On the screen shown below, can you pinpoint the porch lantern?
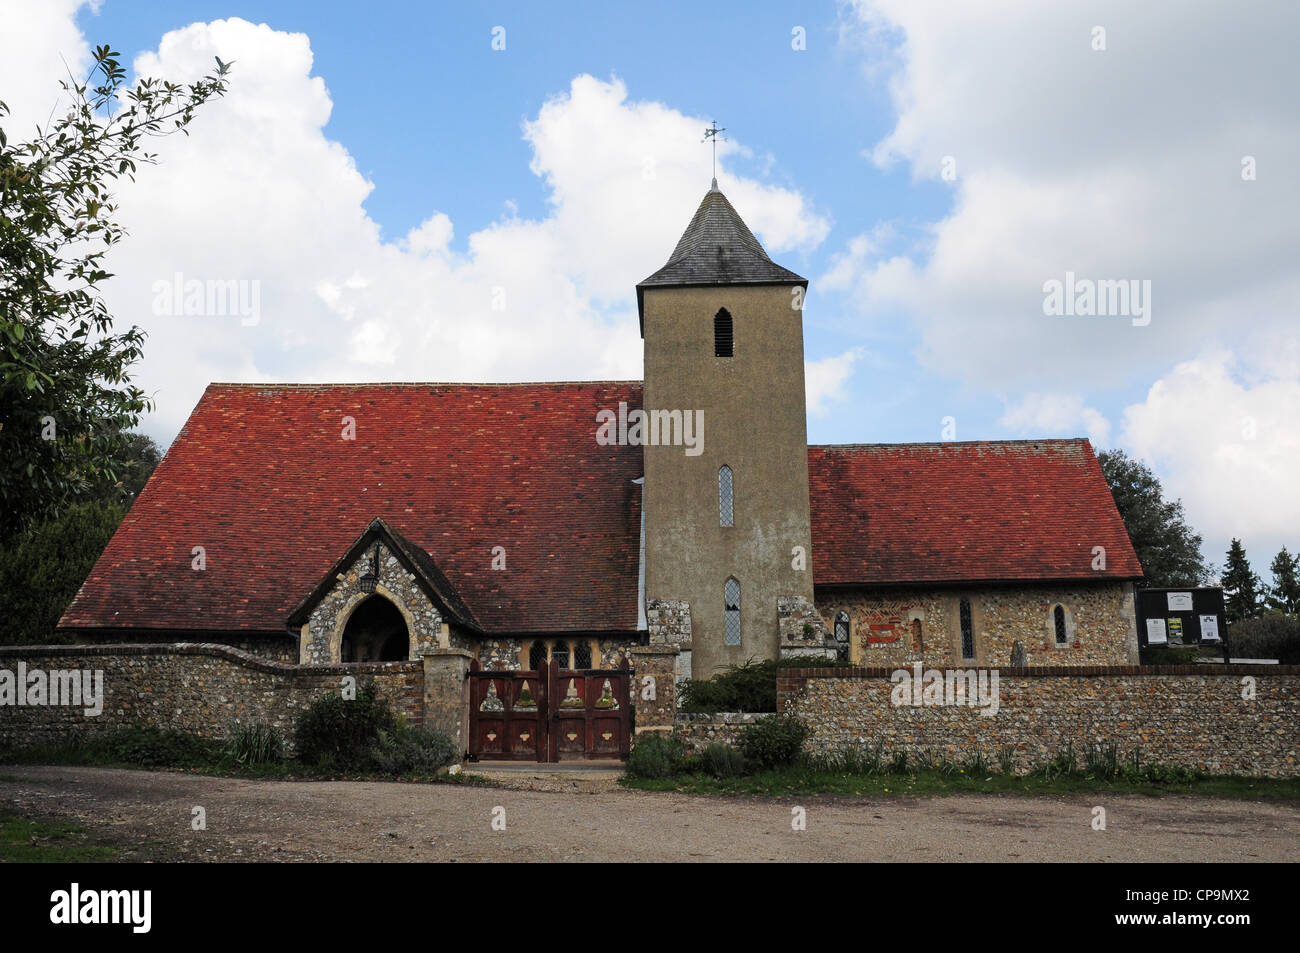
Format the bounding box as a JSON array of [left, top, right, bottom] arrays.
[[359, 544, 380, 594]]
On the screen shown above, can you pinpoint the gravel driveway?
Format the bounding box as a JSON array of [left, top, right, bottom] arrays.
[[2, 765, 1296, 862]]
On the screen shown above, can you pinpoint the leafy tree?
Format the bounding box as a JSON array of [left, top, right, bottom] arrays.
[[0, 46, 228, 538], [1265, 546, 1300, 615], [0, 499, 125, 644], [1221, 538, 1262, 625], [1227, 612, 1300, 664], [1097, 449, 1208, 587], [92, 431, 162, 507]]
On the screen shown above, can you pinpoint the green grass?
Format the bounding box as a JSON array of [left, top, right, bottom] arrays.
[[0, 814, 121, 863], [620, 765, 1300, 801]]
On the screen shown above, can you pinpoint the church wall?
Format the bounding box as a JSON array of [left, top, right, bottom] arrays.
[[0, 643, 425, 753], [66, 632, 297, 663], [814, 581, 1139, 668], [472, 636, 640, 672], [778, 663, 1300, 777]]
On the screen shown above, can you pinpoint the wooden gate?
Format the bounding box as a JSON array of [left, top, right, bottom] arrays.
[[468, 658, 630, 762]]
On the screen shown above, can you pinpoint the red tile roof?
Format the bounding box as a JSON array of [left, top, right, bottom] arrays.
[[61, 389, 1140, 637], [808, 440, 1142, 586], [60, 382, 646, 635]]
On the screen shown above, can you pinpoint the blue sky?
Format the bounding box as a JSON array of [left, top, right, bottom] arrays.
[[4, 0, 1298, 576]]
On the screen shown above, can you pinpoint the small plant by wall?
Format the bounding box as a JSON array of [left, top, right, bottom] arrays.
[[295, 681, 398, 769], [625, 734, 687, 779], [738, 715, 809, 771]]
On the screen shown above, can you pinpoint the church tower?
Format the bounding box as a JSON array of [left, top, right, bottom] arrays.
[[637, 180, 817, 679]]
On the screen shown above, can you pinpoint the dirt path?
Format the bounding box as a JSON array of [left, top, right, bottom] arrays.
[[2, 765, 1296, 862]]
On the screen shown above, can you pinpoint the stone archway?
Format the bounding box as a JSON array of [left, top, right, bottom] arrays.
[[339, 595, 410, 662]]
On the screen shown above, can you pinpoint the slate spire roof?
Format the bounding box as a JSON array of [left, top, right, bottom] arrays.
[[636, 182, 807, 326]]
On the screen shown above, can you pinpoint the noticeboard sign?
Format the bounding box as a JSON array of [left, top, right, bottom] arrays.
[[1145, 618, 1168, 645], [1136, 587, 1226, 648]]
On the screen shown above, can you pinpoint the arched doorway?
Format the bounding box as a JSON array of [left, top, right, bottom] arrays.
[[339, 596, 410, 662]]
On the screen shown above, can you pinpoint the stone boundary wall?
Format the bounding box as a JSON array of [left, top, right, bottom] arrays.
[[675, 712, 765, 752], [777, 664, 1300, 777], [0, 643, 424, 751]]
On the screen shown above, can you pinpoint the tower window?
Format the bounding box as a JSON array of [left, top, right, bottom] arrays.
[[714, 308, 734, 357], [1054, 605, 1069, 645], [834, 612, 850, 662], [959, 598, 975, 660], [718, 465, 734, 527], [724, 577, 741, 645]]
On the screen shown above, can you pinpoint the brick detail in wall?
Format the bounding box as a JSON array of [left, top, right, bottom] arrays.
[[813, 582, 1139, 668]]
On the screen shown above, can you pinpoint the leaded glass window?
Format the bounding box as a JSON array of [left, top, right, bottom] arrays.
[[960, 598, 975, 660], [724, 578, 741, 645], [552, 641, 570, 669], [834, 612, 850, 661], [1054, 605, 1068, 645], [528, 641, 546, 670], [574, 640, 593, 669], [719, 465, 734, 527]]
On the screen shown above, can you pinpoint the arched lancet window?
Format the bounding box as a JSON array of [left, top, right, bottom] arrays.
[[528, 640, 547, 670], [912, 618, 924, 652], [552, 641, 571, 669], [959, 598, 975, 660], [718, 465, 734, 527], [834, 611, 851, 661], [714, 308, 734, 357], [573, 640, 593, 669], [724, 578, 741, 645], [1054, 605, 1069, 645]]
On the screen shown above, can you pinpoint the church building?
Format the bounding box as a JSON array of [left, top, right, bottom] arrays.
[[60, 180, 1143, 694]]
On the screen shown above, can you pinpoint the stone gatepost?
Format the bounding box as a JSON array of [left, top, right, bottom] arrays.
[[630, 645, 678, 735], [422, 648, 474, 757]]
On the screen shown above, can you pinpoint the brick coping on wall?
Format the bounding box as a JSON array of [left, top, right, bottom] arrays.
[[674, 712, 767, 724], [778, 664, 1300, 679], [0, 642, 422, 677]]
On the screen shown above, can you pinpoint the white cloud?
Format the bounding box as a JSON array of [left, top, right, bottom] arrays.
[[1118, 340, 1300, 566], [0, 0, 92, 135], [0, 13, 830, 441], [833, 0, 1300, 393], [1000, 393, 1111, 447], [806, 348, 865, 418]]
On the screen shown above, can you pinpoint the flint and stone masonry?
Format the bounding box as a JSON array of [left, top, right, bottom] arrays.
[[777, 664, 1300, 778], [302, 542, 454, 664], [814, 582, 1140, 667]]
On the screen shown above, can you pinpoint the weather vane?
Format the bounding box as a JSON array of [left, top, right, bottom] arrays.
[[702, 120, 727, 183]]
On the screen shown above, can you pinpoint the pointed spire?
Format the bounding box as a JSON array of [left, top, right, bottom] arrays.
[[635, 183, 807, 329]]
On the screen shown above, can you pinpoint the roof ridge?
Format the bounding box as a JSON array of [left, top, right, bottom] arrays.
[[205, 380, 644, 389], [812, 438, 1090, 450]]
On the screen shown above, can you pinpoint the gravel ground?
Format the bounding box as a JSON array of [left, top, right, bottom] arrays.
[[2, 765, 1297, 862]]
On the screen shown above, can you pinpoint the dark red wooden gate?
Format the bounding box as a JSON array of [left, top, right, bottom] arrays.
[[468, 659, 630, 762]]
